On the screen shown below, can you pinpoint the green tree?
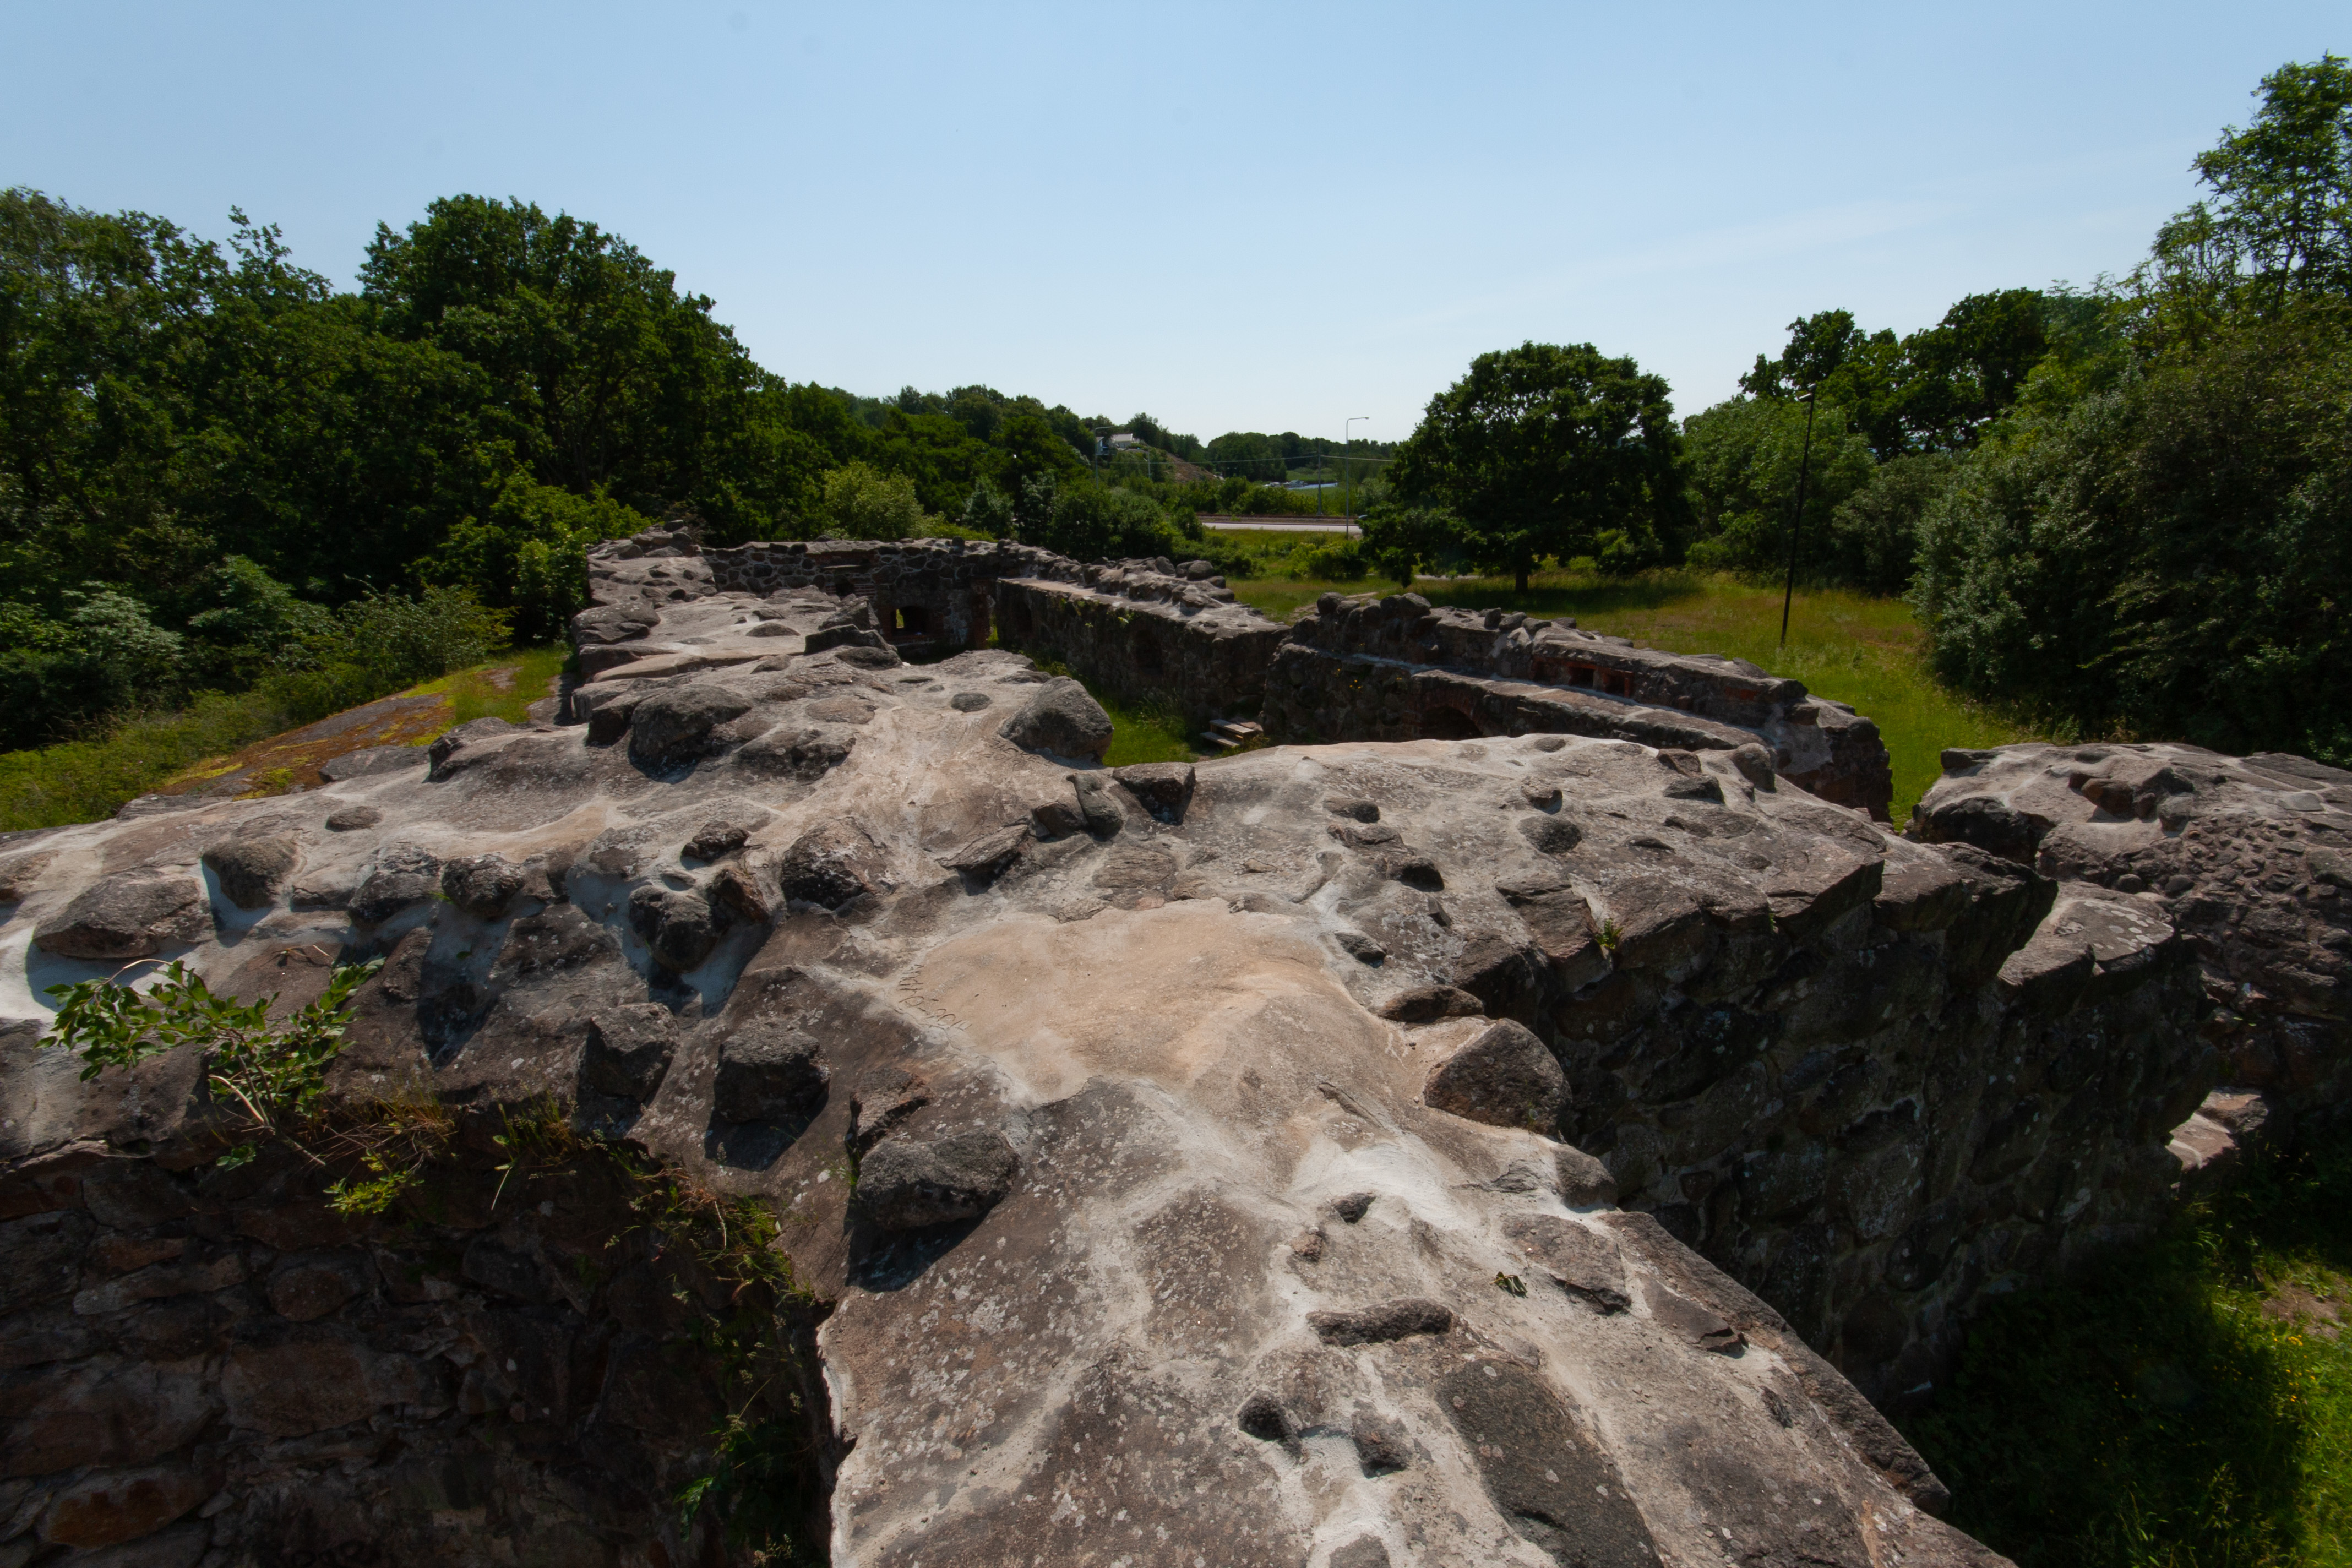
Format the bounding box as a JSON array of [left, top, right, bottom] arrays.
[[1358, 503, 1465, 589], [820, 461, 935, 540], [360, 195, 760, 522], [2150, 53, 2352, 312], [1681, 396, 1876, 578], [1390, 341, 1686, 591]]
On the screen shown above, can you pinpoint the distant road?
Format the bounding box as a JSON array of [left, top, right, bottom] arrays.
[[1199, 516, 1360, 536]]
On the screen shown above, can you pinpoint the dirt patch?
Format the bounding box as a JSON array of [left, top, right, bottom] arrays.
[[2260, 1281, 2344, 1340], [156, 692, 451, 801]]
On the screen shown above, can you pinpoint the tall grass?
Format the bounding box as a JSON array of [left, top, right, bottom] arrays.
[[1904, 1135, 2352, 1567], [1229, 567, 2035, 821], [0, 646, 570, 835]]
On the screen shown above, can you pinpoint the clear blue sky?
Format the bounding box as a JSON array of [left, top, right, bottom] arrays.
[[3, 2, 2339, 442]]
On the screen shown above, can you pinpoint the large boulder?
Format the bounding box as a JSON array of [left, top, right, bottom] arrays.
[[349, 846, 442, 926], [711, 1025, 828, 1123], [34, 872, 210, 959], [998, 678, 1113, 760], [628, 683, 753, 765], [855, 1129, 1019, 1230], [202, 837, 298, 911], [580, 1004, 681, 1100], [1422, 1019, 1567, 1130], [439, 854, 525, 919], [778, 819, 881, 909]]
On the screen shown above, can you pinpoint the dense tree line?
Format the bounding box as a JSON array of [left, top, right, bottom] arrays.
[[1364, 56, 2349, 763], [0, 192, 1281, 748]]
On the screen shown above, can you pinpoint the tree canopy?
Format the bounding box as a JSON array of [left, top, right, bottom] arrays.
[[1389, 341, 1685, 591]]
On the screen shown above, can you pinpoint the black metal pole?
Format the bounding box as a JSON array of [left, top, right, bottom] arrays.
[[1779, 391, 1820, 647]]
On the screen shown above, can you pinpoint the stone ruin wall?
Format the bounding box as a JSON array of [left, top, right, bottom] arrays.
[[1, 1110, 831, 1566], [1266, 592, 1894, 819], [704, 540, 1893, 818], [3, 527, 2347, 1565]]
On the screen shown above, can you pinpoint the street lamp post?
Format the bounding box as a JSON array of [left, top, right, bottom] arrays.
[[1344, 416, 1369, 531], [1779, 390, 1819, 647]]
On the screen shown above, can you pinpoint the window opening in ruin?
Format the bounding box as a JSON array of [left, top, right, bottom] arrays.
[[1569, 666, 1596, 688], [894, 605, 932, 640]]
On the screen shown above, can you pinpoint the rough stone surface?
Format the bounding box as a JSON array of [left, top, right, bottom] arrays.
[[1423, 1018, 1567, 1129], [1916, 742, 2351, 1137], [853, 1129, 1019, 1229], [200, 836, 298, 911], [997, 677, 1114, 761], [33, 873, 210, 960], [6, 532, 2309, 1565]]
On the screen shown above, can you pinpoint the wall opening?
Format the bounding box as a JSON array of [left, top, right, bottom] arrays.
[[1421, 708, 1483, 741]]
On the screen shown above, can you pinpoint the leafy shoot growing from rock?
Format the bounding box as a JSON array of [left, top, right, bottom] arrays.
[[42, 954, 382, 1168]]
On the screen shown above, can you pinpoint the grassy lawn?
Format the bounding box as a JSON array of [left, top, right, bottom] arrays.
[[409, 644, 571, 727], [1228, 567, 2034, 822], [1905, 1139, 2352, 1567]]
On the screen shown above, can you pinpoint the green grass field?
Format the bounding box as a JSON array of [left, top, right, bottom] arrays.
[[1227, 567, 2034, 822], [1904, 1137, 2352, 1567]]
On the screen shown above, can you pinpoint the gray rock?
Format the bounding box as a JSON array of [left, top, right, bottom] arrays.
[[1422, 1020, 1567, 1130], [323, 805, 382, 832], [581, 1003, 680, 1100], [856, 1129, 1019, 1229], [628, 886, 729, 972], [736, 725, 853, 780], [1554, 1144, 1620, 1207], [34, 872, 210, 959], [1505, 1214, 1630, 1313], [1518, 814, 1583, 854], [711, 1025, 827, 1123], [1376, 984, 1484, 1023], [1732, 741, 1778, 787], [427, 717, 519, 780], [683, 820, 751, 862], [949, 691, 993, 712], [1069, 773, 1125, 838], [940, 825, 1030, 884], [1436, 1359, 1658, 1566], [203, 836, 298, 910], [1113, 761, 1196, 823], [1306, 1299, 1453, 1346], [439, 854, 525, 919], [805, 623, 888, 655], [778, 818, 880, 909], [1643, 1278, 1745, 1353], [999, 678, 1114, 761], [349, 846, 442, 925], [319, 745, 428, 782], [628, 683, 753, 765]]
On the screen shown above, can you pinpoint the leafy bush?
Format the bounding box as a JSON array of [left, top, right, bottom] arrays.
[[821, 460, 937, 540], [961, 476, 1015, 537], [1025, 481, 1182, 561], [1913, 304, 2352, 761], [1826, 453, 1956, 596], [424, 477, 649, 642]]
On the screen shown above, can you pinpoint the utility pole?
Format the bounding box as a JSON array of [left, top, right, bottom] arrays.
[[1779, 390, 1819, 647], [1344, 417, 1369, 528]]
